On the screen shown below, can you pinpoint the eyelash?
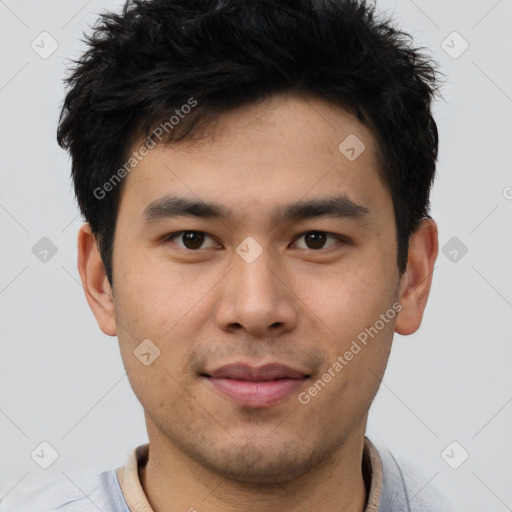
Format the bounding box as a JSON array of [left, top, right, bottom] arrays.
[[162, 230, 349, 252]]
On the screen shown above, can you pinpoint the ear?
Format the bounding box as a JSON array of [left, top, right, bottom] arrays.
[[395, 218, 438, 336], [77, 223, 117, 336]]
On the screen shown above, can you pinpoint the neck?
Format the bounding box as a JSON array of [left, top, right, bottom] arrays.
[[139, 426, 368, 512]]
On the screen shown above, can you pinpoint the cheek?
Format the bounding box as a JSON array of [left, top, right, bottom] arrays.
[[122, 356, 193, 427], [296, 261, 396, 339], [113, 258, 217, 386], [115, 252, 213, 332]]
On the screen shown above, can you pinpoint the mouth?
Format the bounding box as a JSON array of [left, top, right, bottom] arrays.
[[200, 362, 311, 408]]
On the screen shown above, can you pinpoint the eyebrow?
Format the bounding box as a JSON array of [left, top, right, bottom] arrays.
[[142, 194, 370, 225]]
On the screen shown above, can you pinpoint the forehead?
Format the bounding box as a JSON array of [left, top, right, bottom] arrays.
[[118, 92, 388, 223]]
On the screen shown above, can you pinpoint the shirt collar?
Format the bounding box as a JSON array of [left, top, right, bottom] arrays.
[[116, 437, 383, 511]]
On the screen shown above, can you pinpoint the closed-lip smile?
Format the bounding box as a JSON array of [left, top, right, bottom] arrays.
[[201, 362, 311, 408]]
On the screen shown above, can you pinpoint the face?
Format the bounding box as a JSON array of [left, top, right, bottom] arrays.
[[105, 93, 403, 483]]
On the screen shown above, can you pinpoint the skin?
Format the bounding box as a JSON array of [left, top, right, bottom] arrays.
[[78, 92, 438, 512]]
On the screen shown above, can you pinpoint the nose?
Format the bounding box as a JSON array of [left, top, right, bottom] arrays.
[[215, 247, 299, 338]]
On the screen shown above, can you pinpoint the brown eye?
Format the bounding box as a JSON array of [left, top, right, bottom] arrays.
[[294, 231, 341, 250], [166, 231, 217, 250]]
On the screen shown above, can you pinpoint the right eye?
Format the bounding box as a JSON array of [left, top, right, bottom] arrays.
[[163, 231, 220, 251]]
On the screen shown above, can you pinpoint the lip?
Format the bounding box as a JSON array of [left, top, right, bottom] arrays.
[[201, 362, 310, 408]]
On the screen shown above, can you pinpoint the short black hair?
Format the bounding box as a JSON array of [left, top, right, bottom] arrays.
[[57, 0, 442, 287]]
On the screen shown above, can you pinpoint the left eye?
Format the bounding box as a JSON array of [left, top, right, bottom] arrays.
[[293, 231, 341, 250]]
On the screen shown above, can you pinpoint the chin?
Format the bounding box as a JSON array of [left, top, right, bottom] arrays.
[[185, 437, 333, 486]]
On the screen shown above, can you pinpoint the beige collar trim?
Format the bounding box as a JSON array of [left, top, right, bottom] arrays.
[[116, 444, 152, 512], [363, 437, 384, 511]]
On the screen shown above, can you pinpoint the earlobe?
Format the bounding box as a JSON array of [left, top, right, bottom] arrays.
[[77, 223, 117, 337], [395, 218, 438, 336]]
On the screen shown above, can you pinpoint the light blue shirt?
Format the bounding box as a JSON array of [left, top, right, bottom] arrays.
[[0, 439, 452, 511]]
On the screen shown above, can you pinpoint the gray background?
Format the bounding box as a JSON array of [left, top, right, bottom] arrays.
[[1, 0, 511, 510]]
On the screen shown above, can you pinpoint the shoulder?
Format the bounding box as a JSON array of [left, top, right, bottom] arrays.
[[0, 469, 129, 512], [378, 448, 453, 512]]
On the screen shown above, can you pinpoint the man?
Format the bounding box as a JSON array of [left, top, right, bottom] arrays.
[[1, 0, 452, 510]]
